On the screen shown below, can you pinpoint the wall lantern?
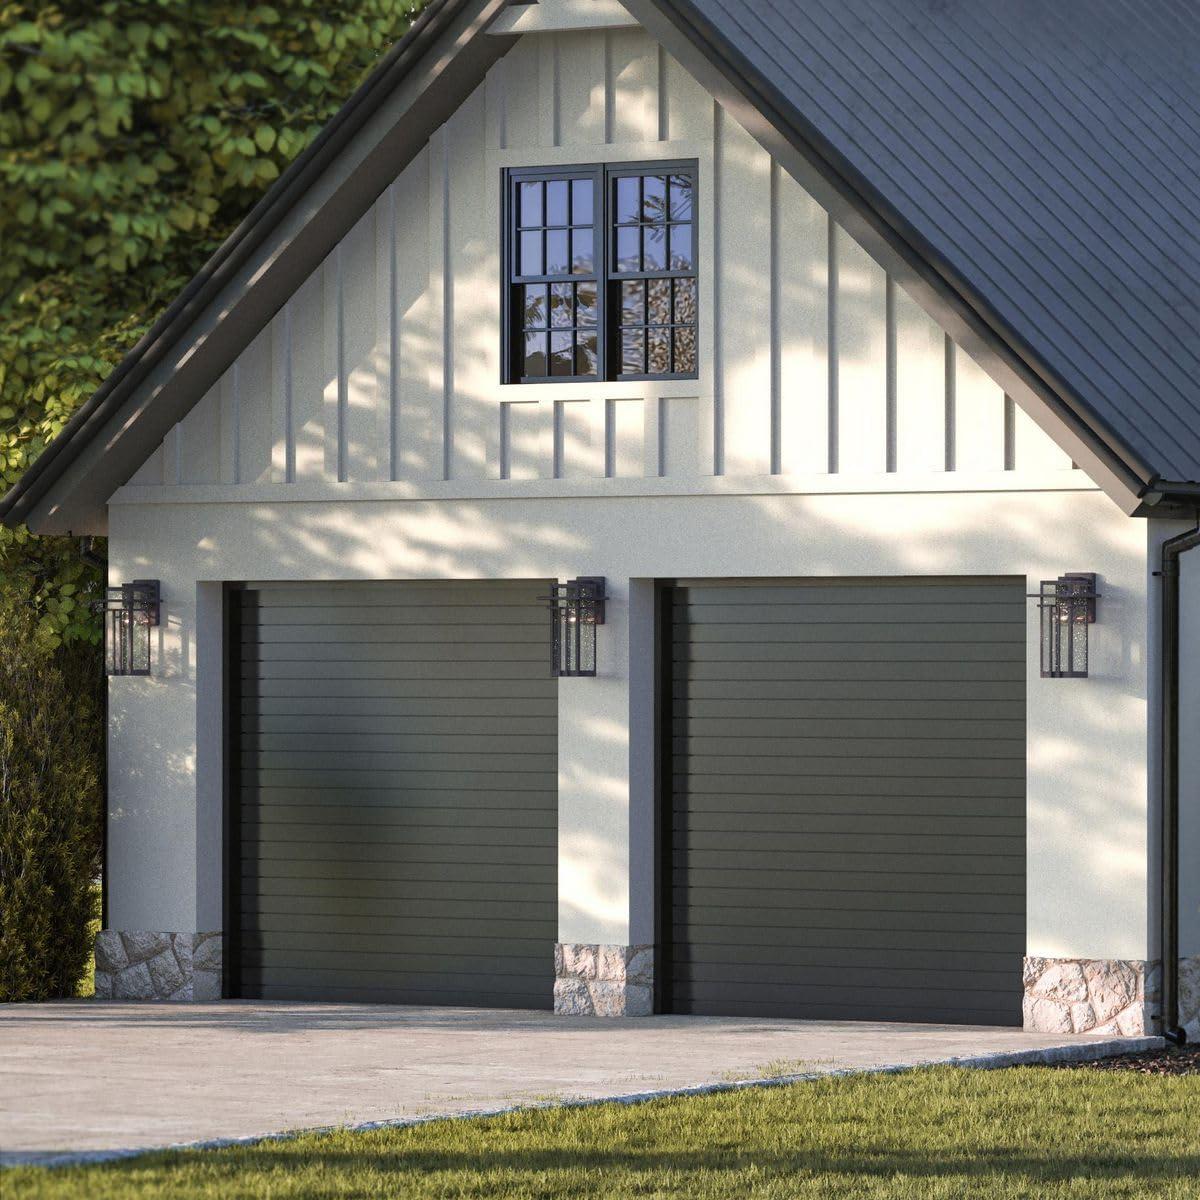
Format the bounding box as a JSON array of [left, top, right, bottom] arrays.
[[545, 577, 606, 677], [1031, 573, 1099, 679], [94, 580, 161, 677]]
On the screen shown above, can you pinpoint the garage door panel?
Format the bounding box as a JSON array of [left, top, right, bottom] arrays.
[[675, 661, 1025, 683], [249, 877, 556, 905], [677, 754, 1023, 779], [676, 922, 1025, 951], [677, 717, 1025, 740], [672, 829, 1025, 856], [244, 803, 555, 829], [234, 581, 556, 1008], [675, 811, 1024, 837], [667, 578, 1025, 1025], [245, 768, 555, 791]]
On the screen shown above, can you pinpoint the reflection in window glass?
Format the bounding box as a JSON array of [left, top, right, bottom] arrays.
[[510, 165, 696, 381]]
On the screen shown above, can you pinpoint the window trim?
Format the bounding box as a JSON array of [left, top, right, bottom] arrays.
[[502, 159, 700, 386]]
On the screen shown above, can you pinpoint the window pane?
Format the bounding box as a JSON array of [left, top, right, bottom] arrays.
[[547, 179, 570, 226], [615, 176, 640, 224], [518, 181, 543, 228], [648, 327, 671, 375], [546, 229, 570, 276], [550, 331, 574, 376], [642, 225, 667, 271], [523, 284, 548, 329], [643, 175, 667, 221], [670, 223, 693, 271], [576, 282, 597, 327], [523, 331, 548, 377], [621, 280, 645, 325], [648, 278, 671, 326], [575, 331, 598, 376], [673, 327, 697, 374], [669, 174, 693, 221], [674, 277, 697, 324], [572, 178, 593, 226], [550, 282, 573, 328], [616, 226, 640, 273], [571, 229, 593, 275], [519, 230, 543, 277], [621, 329, 645, 374]]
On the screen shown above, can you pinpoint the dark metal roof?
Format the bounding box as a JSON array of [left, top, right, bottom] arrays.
[[643, 0, 1200, 495]]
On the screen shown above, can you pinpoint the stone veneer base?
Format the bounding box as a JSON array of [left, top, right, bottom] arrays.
[[94, 931, 222, 1001], [554, 944, 654, 1016], [1023, 955, 1200, 1037]]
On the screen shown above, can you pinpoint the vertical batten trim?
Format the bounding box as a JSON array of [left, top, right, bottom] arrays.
[[380, 184, 399, 483], [553, 401, 565, 479], [552, 36, 562, 147], [439, 136, 453, 481], [336, 251, 346, 483], [1003, 394, 1016, 471], [603, 32, 615, 144], [283, 303, 295, 483], [657, 43, 669, 141], [885, 275, 897, 473], [769, 159, 782, 476], [827, 215, 839, 475], [712, 101, 724, 476], [168, 426, 181, 487], [499, 402, 512, 480], [945, 336, 957, 472], [604, 398, 616, 478]]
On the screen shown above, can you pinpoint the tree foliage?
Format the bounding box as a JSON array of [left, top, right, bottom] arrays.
[[0, 1, 423, 645], [0, 607, 103, 1001]]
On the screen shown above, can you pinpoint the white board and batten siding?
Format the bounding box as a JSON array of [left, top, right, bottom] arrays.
[[126, 27, 1077, 495]]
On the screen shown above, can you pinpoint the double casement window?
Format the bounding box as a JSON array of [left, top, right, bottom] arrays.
[[503, 161, 698, 384]]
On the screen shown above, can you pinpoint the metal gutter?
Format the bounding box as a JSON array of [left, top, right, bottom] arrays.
[[0, 0, 481, 529], [1158, 516, 1200, 1044], [630, 0, 1158, 504]]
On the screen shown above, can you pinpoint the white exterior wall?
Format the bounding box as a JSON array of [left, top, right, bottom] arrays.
[[107, 488, 1152, 959], [124, 28, 1074, 498], [1180, 543, 1200, 961], [104, 24, 1157, 970]]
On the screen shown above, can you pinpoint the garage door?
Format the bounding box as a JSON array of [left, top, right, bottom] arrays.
[[666, 578, 1026, 1025], [232, 581, 557, 1008]]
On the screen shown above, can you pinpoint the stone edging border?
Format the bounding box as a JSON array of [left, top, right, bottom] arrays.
[[7, 1035, 1162, 1170]]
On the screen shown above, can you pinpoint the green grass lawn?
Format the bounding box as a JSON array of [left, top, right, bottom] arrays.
[[7, 1066, 1198, 1199]]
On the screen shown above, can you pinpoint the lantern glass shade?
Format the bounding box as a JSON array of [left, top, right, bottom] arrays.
[[98, 581, 160, 676], [1037, 573, 1097, 678], [546, 577, 606, 677]]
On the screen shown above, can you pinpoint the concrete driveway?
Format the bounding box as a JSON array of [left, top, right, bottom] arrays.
[[0, 1001, 1156, 1165]]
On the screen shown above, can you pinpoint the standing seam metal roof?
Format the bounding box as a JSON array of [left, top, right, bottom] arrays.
[[672, 0, 1200, 488]]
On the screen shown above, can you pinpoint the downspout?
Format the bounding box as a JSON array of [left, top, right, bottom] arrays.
[[1159, 515, 1200, 1045]]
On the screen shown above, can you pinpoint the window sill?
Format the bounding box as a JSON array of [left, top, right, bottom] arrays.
[[497, 378, 703, 402]]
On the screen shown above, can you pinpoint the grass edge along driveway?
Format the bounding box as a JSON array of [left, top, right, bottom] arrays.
[[8, 1064, 1199, 1199]]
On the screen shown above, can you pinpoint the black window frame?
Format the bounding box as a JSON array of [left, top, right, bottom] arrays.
[[502, 159, 699, 385]]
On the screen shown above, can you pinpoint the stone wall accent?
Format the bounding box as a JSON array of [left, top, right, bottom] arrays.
[[1179, 956, 1200, 1040], [554, 944, 654, 1016], [94, 931, 222, 1001], [1023, 957, 1157, 1035]]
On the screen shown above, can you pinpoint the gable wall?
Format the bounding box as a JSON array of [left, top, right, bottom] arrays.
[[124, 26, 1077, 496]]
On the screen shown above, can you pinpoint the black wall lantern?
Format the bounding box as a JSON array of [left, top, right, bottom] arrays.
[[546, 577, 606, 677], [95, 580, 161, 676], [1031, 573, 1099, 678]]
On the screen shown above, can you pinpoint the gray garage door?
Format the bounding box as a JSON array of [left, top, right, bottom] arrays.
[[233, 581, 557, 1008], [667, 578, 1026, 1025]]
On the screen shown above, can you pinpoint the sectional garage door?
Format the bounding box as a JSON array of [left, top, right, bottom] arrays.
[[666, 578, 1026, 1025], [232, 581, 557, 1008]]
